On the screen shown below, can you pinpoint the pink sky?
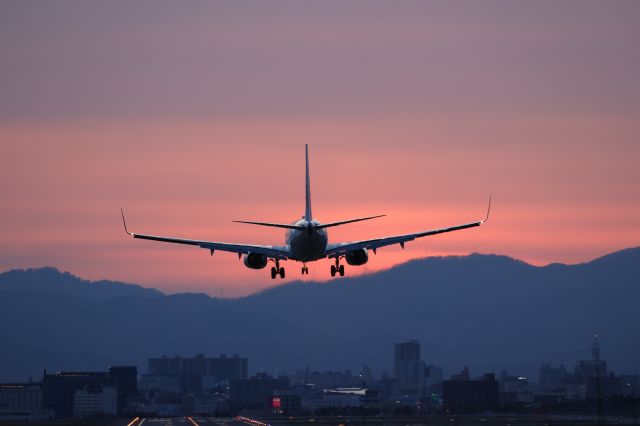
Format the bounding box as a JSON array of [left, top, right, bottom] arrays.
[[1, 1, 639, 296]]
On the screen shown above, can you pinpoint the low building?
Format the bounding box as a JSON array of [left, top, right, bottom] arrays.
[[271, 390, 301, 415], [319, 388, 365, 408], [0, 383, 46, 421], [42, 371, 119, 419], [586, 373, 622, 400], [499, 371, 533, 406], [148, 354, 248, 394], [139, 374, 182, 394], [73, 386, 117, 417], [293, 370, 362, 389], [620, 374, 640, 397], [443, 373, 499, 414], [230, 373, 290, 411]]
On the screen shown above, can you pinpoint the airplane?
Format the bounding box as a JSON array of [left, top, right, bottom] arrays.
[[121, 145, 491, 279]]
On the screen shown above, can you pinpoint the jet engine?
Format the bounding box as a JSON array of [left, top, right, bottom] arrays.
[[345, 248, 369, 266], [243, 252, 268, 269]]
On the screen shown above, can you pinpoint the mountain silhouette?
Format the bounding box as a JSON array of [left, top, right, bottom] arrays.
[[1, 249, 638, 382]]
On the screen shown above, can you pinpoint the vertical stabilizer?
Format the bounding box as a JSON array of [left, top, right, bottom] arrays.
[[305, 144, 313, 221]]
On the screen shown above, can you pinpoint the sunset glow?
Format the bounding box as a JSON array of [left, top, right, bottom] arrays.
[[1, 2, 639, 296]]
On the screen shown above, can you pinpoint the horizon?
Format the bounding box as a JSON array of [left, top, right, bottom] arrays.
[[2, 245, 637, 298]]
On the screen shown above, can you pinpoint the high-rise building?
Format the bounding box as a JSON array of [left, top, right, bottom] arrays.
[[108, 366, 137, 413], [425, 365, 443, 393], [394, 340, 425, 391], [575, 335, 607, 382], [360, 366, 374, 386]]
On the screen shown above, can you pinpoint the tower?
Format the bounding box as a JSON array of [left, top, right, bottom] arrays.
[[592, 334, 601, 361]]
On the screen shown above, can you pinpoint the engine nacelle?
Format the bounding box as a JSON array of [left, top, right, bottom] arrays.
[[345, 248, 369, 266], [243, 252, 268, 269]]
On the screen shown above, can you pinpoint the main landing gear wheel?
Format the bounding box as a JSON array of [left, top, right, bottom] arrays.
[[330, 258, 345, 277], [270, 260, 285, 279]]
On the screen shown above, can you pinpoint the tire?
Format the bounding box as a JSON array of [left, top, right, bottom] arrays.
[[279, 268, 286, 279], [330, 265, 336, 277], [339, 265, 345, 276], [270, 267, 277, 279]]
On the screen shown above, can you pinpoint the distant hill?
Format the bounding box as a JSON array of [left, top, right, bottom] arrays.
[[1, 248, 639, 382]]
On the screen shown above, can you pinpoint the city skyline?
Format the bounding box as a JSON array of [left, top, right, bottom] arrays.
[[3, 336, 638, 421], [7, 334, 636, 386], [2, 1, 640, 295]]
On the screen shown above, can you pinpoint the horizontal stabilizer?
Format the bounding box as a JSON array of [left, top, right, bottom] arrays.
[[233, 220, 307, 231], [315, 215, 385, 229]]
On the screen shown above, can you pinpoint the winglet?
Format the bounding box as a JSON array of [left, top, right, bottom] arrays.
[[483, 195, 492, 223], [121, 208, 133, 236]]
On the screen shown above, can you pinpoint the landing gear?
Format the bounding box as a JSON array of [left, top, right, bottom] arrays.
[[301, 264, 309, 275], [270, 260, 285, 279], [330, 258, 345, 277]]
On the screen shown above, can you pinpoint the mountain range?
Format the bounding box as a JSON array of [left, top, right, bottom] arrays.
[[1, 248, 638, 383]]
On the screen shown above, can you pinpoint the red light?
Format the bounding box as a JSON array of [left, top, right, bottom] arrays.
[[272, 397, 281, 408]]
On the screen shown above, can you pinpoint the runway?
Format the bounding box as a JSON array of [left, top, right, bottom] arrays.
[[122, 416, 268, 426], [120, 415, 626, 426]]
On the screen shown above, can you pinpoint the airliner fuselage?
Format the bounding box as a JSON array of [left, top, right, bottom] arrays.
[[286, 219, 328, 262]]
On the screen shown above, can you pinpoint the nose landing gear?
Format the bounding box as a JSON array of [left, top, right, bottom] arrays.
[[301, 264, 309, 275], [270, 259, 285, 279], [330, 258, 345, 277]]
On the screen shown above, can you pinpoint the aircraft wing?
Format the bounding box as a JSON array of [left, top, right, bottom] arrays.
[[325, 197, 491, 258], [121, 210, 289, 260]]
